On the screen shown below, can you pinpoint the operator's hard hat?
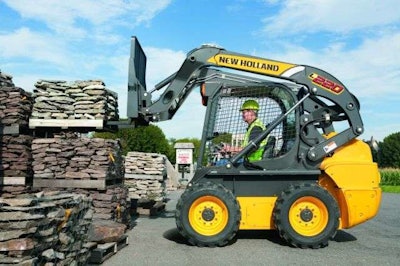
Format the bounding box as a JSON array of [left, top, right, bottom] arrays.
[[240, 99, 259, 111]]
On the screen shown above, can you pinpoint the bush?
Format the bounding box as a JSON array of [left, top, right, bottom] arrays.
[[380, 168, 400, 186]]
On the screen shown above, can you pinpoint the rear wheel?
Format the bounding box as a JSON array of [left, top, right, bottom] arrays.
[[273, 183, 339, 248], [175, 182, 241, 247]]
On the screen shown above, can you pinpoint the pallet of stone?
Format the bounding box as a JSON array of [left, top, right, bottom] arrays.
[[124, 152, 168, 203], [31, 136, 124, 190], [30, 79, 118, 125]]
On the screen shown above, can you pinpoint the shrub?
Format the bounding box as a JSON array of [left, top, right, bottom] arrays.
[[380, 168, 400, 186]]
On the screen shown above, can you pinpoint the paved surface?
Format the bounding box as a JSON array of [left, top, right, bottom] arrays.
[[104, 191, 400, 266]]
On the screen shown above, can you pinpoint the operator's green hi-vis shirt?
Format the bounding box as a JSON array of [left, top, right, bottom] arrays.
[[207, 54, 296, 76]]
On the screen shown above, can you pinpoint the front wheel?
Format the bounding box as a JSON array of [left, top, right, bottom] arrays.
[[175, 182, 241, 247], [273, 183, 339, 248]]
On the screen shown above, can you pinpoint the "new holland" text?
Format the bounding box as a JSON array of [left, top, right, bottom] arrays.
[[218, 56, 279, 72]]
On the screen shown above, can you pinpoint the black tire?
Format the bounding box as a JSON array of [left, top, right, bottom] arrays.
[[273, 183, 339, 248], [175, 181, 241, 247]]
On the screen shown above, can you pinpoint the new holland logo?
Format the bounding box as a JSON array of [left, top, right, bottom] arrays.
[[208, 54, 296, 76]]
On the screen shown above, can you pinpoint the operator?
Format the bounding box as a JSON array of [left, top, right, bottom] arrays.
[[240, 99, 267, 162]]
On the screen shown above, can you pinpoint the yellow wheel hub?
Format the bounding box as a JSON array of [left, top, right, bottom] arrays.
[[189, 196, 228, 236], [289, 196, 329, 237]]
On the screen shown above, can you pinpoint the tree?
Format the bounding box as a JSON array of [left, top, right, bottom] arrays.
[[378, 132, 400, 168], [93, 125, 173, 160], [212, 132, 232, 145]]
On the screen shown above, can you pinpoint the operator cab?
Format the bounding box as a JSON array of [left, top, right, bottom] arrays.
[[200, 82, 302, 170]]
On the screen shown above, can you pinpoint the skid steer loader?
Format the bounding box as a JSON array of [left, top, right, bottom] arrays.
[[123, 37, 381, 248]]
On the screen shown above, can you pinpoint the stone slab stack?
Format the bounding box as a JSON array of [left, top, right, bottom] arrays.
[[1, 71, 34, 195], [0, 191, 92, 265], [31, 135, 124, 190], [124, 152, 167, 202], [32, 79, 118, 121], [87, 185, 131, 226], [31, 135, 130, 227], [0, 71, 13, 87], [0, 135, 33, 197], [0, 71, 33, 129]]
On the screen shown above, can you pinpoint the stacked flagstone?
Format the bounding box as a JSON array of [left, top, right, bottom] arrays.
[[0, 191, 92, 265], [0, 71, 34, 194], [0, 135, 33, 196], [31, 135, 123, 184], [0, 71, 33, 128], [31, 79, 118, 121], [86, 185, 131, 226], [0, 71, 13, 87], [124, 152, 167, 202], [31, 135, 130, 227]]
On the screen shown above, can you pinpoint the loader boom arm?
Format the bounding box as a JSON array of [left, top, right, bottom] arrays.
[[127, 37, 364, 161]]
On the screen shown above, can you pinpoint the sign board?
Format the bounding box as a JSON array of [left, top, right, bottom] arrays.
[[176, 149, 193, 164]]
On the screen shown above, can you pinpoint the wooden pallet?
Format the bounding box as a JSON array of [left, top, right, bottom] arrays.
[[29, 118, 105, 130], [33, 178, 123, 190], [87, 235, 129, 264], [0, 176, 28, 186], [136, 201, 166, 216]]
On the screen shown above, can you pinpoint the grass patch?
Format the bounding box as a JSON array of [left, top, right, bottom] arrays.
[[381, 185, 400, 193]]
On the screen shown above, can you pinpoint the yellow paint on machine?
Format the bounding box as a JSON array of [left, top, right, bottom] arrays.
[[237, 196, 277, 230], [236, 138, 381, 231], [207, 54, 297, 76], [320, 138, 382, 229]]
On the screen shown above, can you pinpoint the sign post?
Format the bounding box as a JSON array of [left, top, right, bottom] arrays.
[[174, 143, 195, 184]]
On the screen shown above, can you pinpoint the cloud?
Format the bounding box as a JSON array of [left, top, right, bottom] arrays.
[[2, 0, 171, 37], [256, 32, 400, 99], [140, 46, 201, 139], [145, 47, 187, 89], [262, 0, 400, 35], [0, 27, 70, 67]]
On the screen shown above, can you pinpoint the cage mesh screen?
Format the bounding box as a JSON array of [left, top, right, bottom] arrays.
[[206, 86, 296, 165]]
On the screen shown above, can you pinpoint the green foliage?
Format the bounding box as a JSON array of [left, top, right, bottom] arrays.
[[93, 124, 173, 159], [379, 168, 400, 186], [212, 133, 232, 145], [378, 132, 400, 168]]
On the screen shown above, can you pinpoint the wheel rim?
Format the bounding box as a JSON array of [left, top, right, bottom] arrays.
[[289, 196, 329, 237], [188, 196, 229, 236]]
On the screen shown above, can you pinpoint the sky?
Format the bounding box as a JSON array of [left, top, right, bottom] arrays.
[[1, 0, 399, 142]]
